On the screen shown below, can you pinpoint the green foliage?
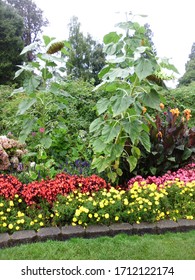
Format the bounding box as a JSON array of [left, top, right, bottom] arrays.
[[89, 17, 178, 184], [162, 82, 195, 128], [0, 0, 24, 84], [178, 42, 195, 86], [67, 16, 106, 84], [134, 107, 195, 177]]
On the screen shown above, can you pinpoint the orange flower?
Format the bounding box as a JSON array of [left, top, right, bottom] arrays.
[[183, 109, 192, 121], [160, 103, 165, 109], [142, 107, 147, 114], [156, 131, 163, 138], [170, 108, 180, 117]]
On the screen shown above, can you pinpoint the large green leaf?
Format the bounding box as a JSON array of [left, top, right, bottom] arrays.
[[103, 32, 121, 44], [139, 89, 161, 110], [17, 98, 37, 115], [20, 42, 37, 55], [101, 123, 121, 143], [135, 57, 155, 80], [89, 118, 104, 133], [127, 156, 138, 172], [91, 156, 111, 172], [103, 68, 130, 81], [123, 119, 142, 145], [112, 94, 134, 117], [139, 131, 151, 152], [96, 98, 110, 115], [92, 139, 107, 153], [23, 76, 40, 94]]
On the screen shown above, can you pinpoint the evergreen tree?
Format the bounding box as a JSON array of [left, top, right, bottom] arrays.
[[67, 16, 106, 85], [0, 0, 24, 84], [178, 42, 195, 86], [5, 0, 48, 61]]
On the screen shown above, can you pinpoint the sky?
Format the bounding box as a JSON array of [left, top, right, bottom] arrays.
[[34, 0, 194, 85]]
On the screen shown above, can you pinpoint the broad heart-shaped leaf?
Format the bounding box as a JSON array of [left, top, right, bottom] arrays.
[[92, 138, 107, 153], [20, 42, 37, 55], [139, 89, 161, 110], [19, 118, 35, 143], [139, 130, 151, 152], [103, 68, 130, 82], [135, 57, 155, 81], [96, 98, 110, 115], [127, 155, 138, 172], [103, 32, 121, 44], [91, 156, 111, 173], [40, 136, 52, 149], [23, 76, 41, 94], [111, 94, 134, 117], [17, 98, 37, 115], [101, 123, 121, 143], [123, 119, 142, 145], [89, 117, 104, 133]]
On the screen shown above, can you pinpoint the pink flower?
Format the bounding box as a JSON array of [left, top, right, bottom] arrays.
[[31, 132, 36, 136], [39, 127, 45, 133]]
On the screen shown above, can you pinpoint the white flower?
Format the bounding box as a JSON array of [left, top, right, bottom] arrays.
[[30, 162, 36, 168]]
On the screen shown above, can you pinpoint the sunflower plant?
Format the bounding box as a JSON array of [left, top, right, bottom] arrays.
[[89, 16, 179, 184]]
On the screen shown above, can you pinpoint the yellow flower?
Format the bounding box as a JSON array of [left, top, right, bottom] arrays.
[[94, 213, 98, 218], [50, 214, 54, 218], [72, 217, 77, 222], [88, 213, 93, 218], [6, 208, 11, 212], [142, 106, 147, 114], [39, 222, 44, 226], [16, 226, 20, 231], [3, 223, 7, 227], [0, 203, 3, 207], [78, 220, 82, 225], [38, 214, 43, 219], [170, 108, 180, 117], [15, 194, 19, 198], [9, 201, 14, 207], [105, 213, 109, 219], [0, 211, 3, 215], [8, 224, 13, 229], [30, 221, 34, 226], [18, 199, 22, 203], [115, 216, 119, 221]]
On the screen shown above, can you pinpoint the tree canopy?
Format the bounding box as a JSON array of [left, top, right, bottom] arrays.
[[0, 0, 24, 84], [178, 42, 195, 86], [5, 0, 48, 61], [66, 16, 106, 85]]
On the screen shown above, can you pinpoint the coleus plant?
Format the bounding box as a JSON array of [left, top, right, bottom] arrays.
[[89, 16, 179, 184]]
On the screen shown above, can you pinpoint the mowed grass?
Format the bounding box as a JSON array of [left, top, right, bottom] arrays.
[[0, 230, 195, 260]]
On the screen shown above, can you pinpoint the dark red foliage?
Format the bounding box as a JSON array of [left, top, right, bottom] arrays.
[[0, 174, 23, 199]]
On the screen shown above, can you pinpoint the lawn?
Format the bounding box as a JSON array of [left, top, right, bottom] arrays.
[[0, 230, 195, 260]]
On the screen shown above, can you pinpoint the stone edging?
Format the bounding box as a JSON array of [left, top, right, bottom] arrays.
[[0, 219, 195, 249]]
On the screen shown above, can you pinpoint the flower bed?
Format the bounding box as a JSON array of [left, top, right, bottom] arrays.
[[0, 164, 195, 233]]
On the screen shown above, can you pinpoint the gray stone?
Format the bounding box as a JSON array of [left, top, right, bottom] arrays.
[[85, 224, 110, 238], [36, 227, 61, 241], [10, 230, 36, 246], [0, 233, 10, 248], [60, 225, 85, 240], [133, 222, 157, 235], [109, 223, 133, 236], [177, 219, 195, 232], [156, 220, 179, 234]]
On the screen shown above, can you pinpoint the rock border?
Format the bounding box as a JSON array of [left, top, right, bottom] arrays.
[[0, 219, 195, 249]]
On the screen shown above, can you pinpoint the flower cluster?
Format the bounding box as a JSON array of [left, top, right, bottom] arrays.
[[128, 163, 195, 188], [0, 164, 194, 233], [0, 136, 27, 170]]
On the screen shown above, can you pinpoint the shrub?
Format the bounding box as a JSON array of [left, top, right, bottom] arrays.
[[0, 136, 27, 171]]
